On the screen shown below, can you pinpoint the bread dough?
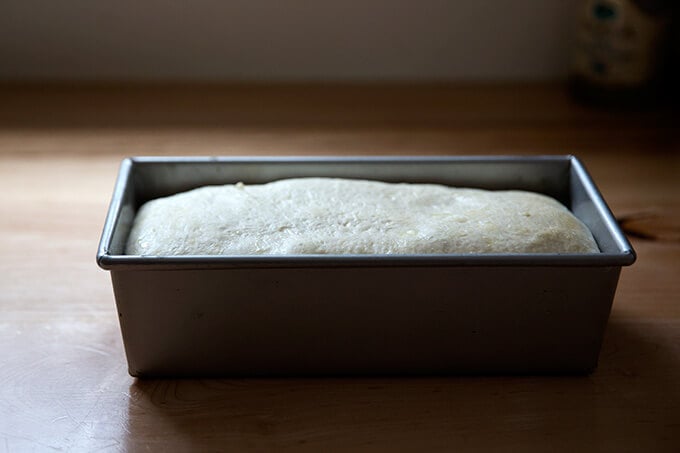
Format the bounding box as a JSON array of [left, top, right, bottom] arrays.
[[125, 178, 599, 255]]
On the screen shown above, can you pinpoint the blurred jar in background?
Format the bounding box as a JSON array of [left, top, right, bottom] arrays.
[[569, 0, 677, 107]]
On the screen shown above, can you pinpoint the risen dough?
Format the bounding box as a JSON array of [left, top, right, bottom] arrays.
[[125, 178, 599, 255]]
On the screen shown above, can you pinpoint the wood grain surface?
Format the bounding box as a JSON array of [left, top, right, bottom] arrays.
[[0, 83, 679, 452]]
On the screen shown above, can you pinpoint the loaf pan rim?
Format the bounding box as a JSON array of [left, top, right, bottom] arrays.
[[96, 155, 636, 270]]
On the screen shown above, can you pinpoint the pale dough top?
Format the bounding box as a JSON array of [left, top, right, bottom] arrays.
[[125, 178, 599, 255]]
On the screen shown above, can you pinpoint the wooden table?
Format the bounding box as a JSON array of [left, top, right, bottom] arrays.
[[1, 84, 678, 452]]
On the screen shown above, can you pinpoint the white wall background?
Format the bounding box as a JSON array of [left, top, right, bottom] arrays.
[[0, 0, 576, 81]]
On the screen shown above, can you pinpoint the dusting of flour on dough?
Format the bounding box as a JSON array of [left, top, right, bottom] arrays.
[[125, 178, 599, 255]]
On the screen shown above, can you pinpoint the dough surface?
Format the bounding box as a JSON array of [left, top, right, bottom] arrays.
[[125, 178, 599, 255]]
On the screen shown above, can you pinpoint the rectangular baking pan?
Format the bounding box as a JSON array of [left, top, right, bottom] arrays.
[[97, 156, 635, 377]]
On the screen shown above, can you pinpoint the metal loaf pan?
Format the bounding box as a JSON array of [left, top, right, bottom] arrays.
[[97, 156, 635, 377]]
